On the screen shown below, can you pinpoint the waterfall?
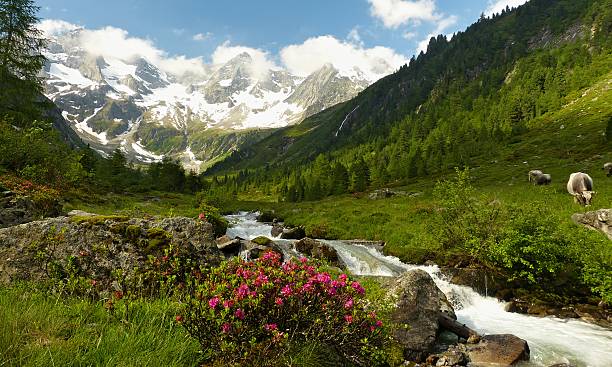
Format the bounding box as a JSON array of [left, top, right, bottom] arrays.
[[225, 212, 612, 367]]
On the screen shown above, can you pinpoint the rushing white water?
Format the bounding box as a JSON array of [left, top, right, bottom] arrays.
[[225, 213, 612, 367]]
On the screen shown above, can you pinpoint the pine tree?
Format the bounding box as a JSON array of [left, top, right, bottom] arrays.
[[0, 0, 46, 122]]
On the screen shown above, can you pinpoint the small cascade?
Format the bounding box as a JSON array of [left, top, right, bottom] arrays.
[[224, 212, 612, 367]]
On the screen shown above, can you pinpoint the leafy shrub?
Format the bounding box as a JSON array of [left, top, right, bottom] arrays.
[[181, 252, 386, 366]]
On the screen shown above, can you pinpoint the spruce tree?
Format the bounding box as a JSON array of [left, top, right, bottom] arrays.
[[0, 0, 47, 122]]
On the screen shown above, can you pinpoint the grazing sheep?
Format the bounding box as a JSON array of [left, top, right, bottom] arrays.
[[567, 172, 595, 206], [528, 170, 543, 183], [604, 162, 612, 177], [534, 173, 551, 185]]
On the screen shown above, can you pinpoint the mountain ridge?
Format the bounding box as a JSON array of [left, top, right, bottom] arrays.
[[42, 30, 381, 171]]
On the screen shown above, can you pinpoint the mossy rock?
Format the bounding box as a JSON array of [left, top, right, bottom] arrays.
[[109, 222, 128, 235], [251, 236, 273, 246], [125, 225, 142, 242], [71, 215, 129, 225], [143, 227, 172, 254]]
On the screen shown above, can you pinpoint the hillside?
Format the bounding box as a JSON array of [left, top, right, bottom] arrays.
[[207, 0, 611, 188]]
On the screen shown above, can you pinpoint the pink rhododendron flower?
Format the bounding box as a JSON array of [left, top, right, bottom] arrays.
[[234, 308, 245, 320], [344, 298, 354, 309], [299, 257, 308, 263], [281, 284, 293, 297], [339, 274, 347, 282], [375, 320, 383, 328], [344, 315, 353, 324], [274, 297, 284, 306], [223, 299, 234, 309], [236, 284, 250, 299], [208, 296, 220, 309], [301, 281, 314, 293], [221, 322, 231, 333], [351, 281, 365, 295], [315, 273, 331, 284], [198, 213, 206, 220], [264, 323, 278, 331]]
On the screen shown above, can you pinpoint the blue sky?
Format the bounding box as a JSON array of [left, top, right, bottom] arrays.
[[36, 0, 528, 79]]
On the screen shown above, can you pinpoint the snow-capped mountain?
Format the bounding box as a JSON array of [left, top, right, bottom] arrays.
[[43, 29, 375, 171]]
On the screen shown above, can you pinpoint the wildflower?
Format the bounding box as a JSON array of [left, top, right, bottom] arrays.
[[236, 284, 250, 299], [223, 299, 234, 309], [338, 274, 347, 282], [351, 281, 365, 295], [344, 315, 353, 324], [281, 284, 293, 297], [315, 272, 331, 284], [234, 308, 245, 320], [208, 296, 220, 309], [299, 257, 308, 263], [264, 323, 278, 331], [175, 315, 183, 323], [114, 291, 124, 300], [344, 298, 354, 309], [198, 213, 206, 221], [255, 274, 269, 286], [274, 297, 284, 306], [375, 320, 383, 328], [221, 322, 231, 333], [301, 281, 314, 293]]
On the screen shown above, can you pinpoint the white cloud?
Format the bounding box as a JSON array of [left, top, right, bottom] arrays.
[[485, 0, 529, 17], [192, 32, 212, 41], [211, 41, 277, 78], [40, 19, 409, 83], [402, 31, 417, 40], [367, 0, 438, 28], [347, 27, 363, 46], [280, 35, 408, 82], [38, 19, 80, 36], [40, 20, 207, 78]]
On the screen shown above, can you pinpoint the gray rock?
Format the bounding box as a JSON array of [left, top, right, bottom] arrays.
[[572, 209, 612, 240], [466, 334, 529, 366], [271, 224, 284, 238], [280, 226, 306, 240], [387, 269, 456, 362], [0, 195, 61, 229], [294, 238, 344, 268], [0, 214, 222, 284]]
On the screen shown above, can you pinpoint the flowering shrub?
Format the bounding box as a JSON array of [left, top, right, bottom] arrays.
[[181, 252, 386, 365]]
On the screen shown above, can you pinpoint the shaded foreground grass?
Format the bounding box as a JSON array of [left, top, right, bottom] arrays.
[[0, 285, 199, 367]]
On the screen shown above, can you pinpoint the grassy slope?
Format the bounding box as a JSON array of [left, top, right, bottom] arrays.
[[229, 71, 612, 263], [0, 285, 199, 367]]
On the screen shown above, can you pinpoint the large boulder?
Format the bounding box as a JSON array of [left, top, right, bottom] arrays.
[[572, 209, 612, 240], [0, 214, 222, 284], [387, 269, 456, 362], [242, 237, 285, 261], [466, 334, 529, 366], [295, 238, 344, 268], [280, 226, 306, 240], [0, 192, 62, 229]]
